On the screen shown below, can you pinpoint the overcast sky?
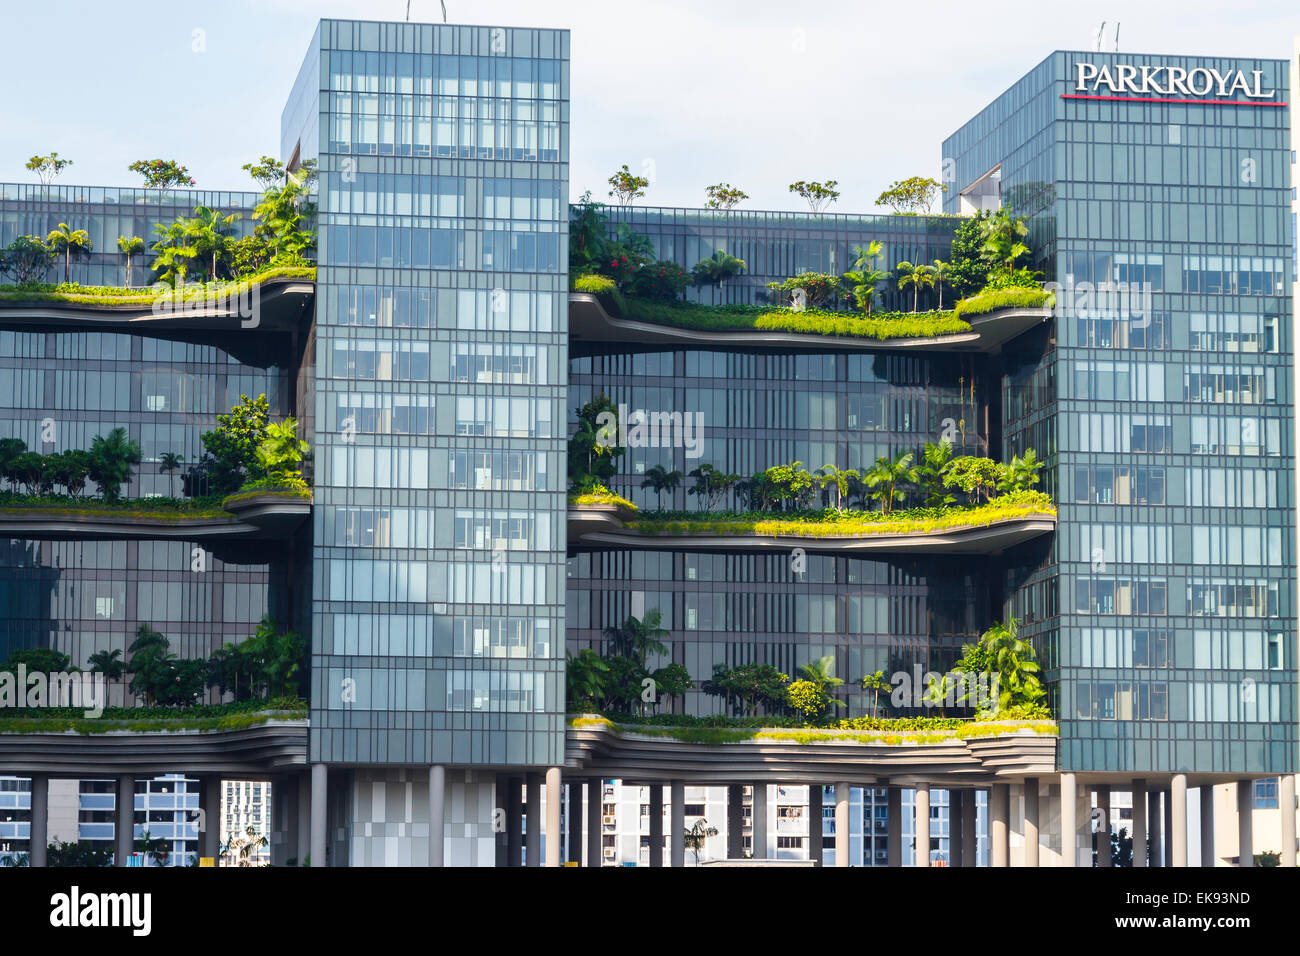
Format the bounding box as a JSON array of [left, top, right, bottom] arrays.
[[1, 0, 1296, 211]]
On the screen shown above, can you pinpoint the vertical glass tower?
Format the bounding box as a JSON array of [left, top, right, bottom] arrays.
[[945, 51, 1297, 776], [283, 20, 569, 862]]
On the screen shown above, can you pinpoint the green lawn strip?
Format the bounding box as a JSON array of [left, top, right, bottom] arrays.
[[0, 496, 229, 521], [568, 715, 1057, 747], [0, 265, 316, 307], [624, 501, 1056, 538], [0, 700, 308, 735], [953, 288, 1053, 317]]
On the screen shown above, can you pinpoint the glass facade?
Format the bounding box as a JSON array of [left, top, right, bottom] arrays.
[[944, 50, 1297, 774], [290, 20, 569, 767]]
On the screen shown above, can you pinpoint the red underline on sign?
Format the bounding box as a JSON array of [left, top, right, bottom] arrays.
[[1062, 93, 1288, 107]]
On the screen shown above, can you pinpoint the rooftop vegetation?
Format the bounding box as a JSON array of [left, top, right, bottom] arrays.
[[567, 484, 637, 510], [0, 261, 316, 306], [0, 697, 307, 735]]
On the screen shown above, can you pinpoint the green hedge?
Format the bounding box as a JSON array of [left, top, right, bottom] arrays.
[[567, 490, 637, 510], [0, 492, 228, 521], [0, 264, 317, 307], [953, 287, 1053, 318], [0, 697, 307, 735]]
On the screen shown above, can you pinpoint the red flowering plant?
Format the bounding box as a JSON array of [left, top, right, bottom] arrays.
[[630, 259, 690, 302]]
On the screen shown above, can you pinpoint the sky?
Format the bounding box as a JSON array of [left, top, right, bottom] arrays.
[[0, 0, 1297, 211]]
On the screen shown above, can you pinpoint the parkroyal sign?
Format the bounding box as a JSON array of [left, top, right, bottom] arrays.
[[1067, 62, 1285, 106]]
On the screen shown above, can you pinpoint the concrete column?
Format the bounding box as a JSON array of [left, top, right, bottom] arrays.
[[524, 773, 542, 867], [567, 781, 583, 865], [295, 772, 311, 867], [544, 768, 562, 867], [1200, 786, 1215, 867], [1237, 781, 1253, 867], [506, 776, 523, 867], [962, 789, 977, 867], [835, 782, 851, 867], [587, 778, 602, 867], [887, 786, 902, 867], [200, 776, 221, 862], [949, 790, 964, 867], [1023, 777, 1040, 867], [808, 784, 823, 866], [428, 765, 446, 867], [726, 784, 744, 859], [1149, 789, 1164, 867], [115, 775, 134, 867], [29, 775, 48, 867], [914, 785, 930, 867], [990, 784, 1009, 867], [1096, 785, 1111, 867], [751, 783, 768, 860], [1280, 774, 1297, 868], [310, 763, 327, 868], [649, 784, 664, 867], [1131, 779, 1147, 868], [1060, 773, 1077, 867], [1163, 787, 1174, 866], [1170, 774, 1188, 867], [669, 780, 685, 867]]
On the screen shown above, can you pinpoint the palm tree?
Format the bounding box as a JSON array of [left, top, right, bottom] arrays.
[[931, 259, 951, 309], [998, 449, 1042, 493], [864, 451, 917, 514], [799, 655, 845, 711], [151, 220, 197, 286], [842, 241, 888, 314], [691, 249, 747, 289], [861, 670, 890, 717], [815, 463, 859, 512], [186, 205, 242, 280], [222, 825, 269, 867], [117, 236, 145, 287], [255, 418, 309, 480], [640, 464, 683, 510], [565, 649, 610, 710], [46, 223, 92, 283], [895, 261, 937, 312], [683, 819, 719, 865], [980, 617, 1044, 713], [916, 440, 956, 507], [980, 210, 1031, 273], [158, 452, 184, 498], [605, 608, 670, 667], [87, 648, 125, 704]]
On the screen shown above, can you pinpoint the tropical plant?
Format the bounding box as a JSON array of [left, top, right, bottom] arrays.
[[186, 205, 242, 280], [788, 180, 840, 213], [129, 159, 195, 189], [943, 455, 1003, 505], [916, 440, 956, 507], [876, 176, 947, 214], [242, 155, 286, 190], [565, 649, 611, 709], [630, 259, 691, 301], [46, 223, 92, 283], [568, 395, 623, 492], [117, 235, 145, 287], [691, 249, 746, 289], [0, 235, 55, 284], [786, 679, 830, 722], [127, 623, 205, 706], [703, 662, 790, 717], [0, 438, 25, 489], [222, 825, 268, 867], [252, 172, 315, 260], [683, 819, 718, 865], [6, 452, 48, 495], [978, 617, 1044, 714], [815, 463, 860, 512], [861, 670, 890, 717], [87, 427, 142, 501], [761, 460, 814, 511], [704, 183, 748, 209], [86, 648, 125, 681], [26, 152, 73, 186], [864, 451, 917, 514], [766, 272, 843, 311], [158, 452, 184, 497], [607, 164, 649, 205], [895, 260, 937, 312], [199, 394, 272, 495], [569, 192, 609, 275], [997, 449, 1042, 493], [687, 463, 740, 511], [979, 209, 1031, 274], [945, 211, 991, 297], [254, 418, 309, 481], [930, 259, 951, 309], [150, 220, 197, 286], [842, 241, 888, 314], [604, 609, 670, 667], [135, 830, 170, 866], [640, 464, 683, 509], [648, 662, 693, 713]]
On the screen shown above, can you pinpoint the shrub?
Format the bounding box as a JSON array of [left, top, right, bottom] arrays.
[[573, 273, 616, 294], [954, 287, 1053, 318], [629, 259, 690, 301]]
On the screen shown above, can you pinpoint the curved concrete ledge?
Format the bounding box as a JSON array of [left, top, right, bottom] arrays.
[[0, 499, 311, 542], [564, 719, 1059, 787], [221, 492, 312, 536], [0, 717, 308, 777], [0, 276, 314, 334], [570, 292, 1050, 353], [568, 509, 1056, 556]]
